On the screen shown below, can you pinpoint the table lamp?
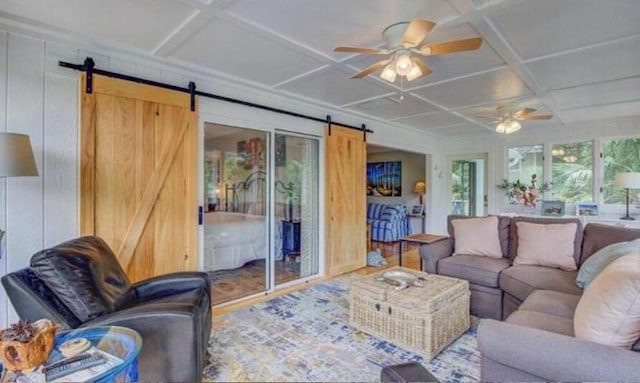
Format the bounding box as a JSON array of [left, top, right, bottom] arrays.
[[413, 180, 426, 205], [614, 172, 640, 220]]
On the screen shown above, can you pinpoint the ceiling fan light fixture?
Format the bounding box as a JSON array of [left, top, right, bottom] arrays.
[[406, 64, 422, 81], [395, 53, 413, 76], [496, 118, 521, 134], [380, 64, 397, 82]]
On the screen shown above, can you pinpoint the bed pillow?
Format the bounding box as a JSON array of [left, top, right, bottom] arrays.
[[576, 239, 640, 289], [574, 252, 640, 348], [451, 216, 502, 258], [513, 222, 578, 271]]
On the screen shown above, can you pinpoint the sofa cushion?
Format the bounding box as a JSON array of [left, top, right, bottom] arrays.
[[30, 236, 131, 322], [500, 265, 582, 302], [448, 215, 510, 258], [513, 222, 579, 271], [580, 223, 640, 265], [438, 255, 511, 288], [576, 239, 640, 288], [450, 216, 503, 258], [519, 290, 581, 319], [506, 310, 574, 337], [574, 252, 640, 349], [380, 205, 404, 225], [509, 216, 583, 263]]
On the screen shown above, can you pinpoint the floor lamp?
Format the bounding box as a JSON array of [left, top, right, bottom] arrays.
[[614, 172, 640, 220], [0, 132, 39, 244]]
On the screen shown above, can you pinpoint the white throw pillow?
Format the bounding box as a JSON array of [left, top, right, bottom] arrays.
[[513, 222, 578, 271], [451, 216, 502, 258], [574, 252, 640, 348]]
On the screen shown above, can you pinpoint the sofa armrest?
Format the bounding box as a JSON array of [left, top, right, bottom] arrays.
[[132, 271, 211, 302], [418, 238, 453, 273], [478, 319, 640, 382]]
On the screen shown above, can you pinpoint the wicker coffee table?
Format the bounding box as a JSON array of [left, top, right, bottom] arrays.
[[350, 266, 470, 360]]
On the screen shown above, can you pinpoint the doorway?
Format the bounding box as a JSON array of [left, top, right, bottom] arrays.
[[450, 154, 487, 217]]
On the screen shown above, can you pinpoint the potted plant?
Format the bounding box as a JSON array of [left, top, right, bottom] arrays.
[[497, 174, 550, 207]]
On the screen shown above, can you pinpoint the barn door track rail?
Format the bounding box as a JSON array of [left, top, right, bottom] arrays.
[[59, 57, 373, 138]]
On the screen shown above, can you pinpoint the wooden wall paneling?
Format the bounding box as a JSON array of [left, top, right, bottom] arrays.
[[324, 124, 367, 276], [0, 31, 7, 329], [6, 34, 45, 323]]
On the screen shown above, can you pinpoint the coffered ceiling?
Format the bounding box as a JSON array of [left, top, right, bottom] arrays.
[[2, 0, 639, 137]]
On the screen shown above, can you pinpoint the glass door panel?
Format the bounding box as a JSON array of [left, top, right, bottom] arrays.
[[204, 123, 269, 305], [274, 133, 319, 285]]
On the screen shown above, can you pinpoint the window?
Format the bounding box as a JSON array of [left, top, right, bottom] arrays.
[[508, 145, 543, 183], [551, 141, 593, 202], [603, 138, 640, 204]]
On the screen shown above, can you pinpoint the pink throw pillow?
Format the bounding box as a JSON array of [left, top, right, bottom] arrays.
[[452, 216, 502, 258], [513, 222, 578, 271]]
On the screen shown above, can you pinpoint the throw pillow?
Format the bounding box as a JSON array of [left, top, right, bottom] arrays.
[[574, 252, 640, 349], [576, 238, 640, 289], [451, 216, 502, 258], [513, 222, 578, 271]]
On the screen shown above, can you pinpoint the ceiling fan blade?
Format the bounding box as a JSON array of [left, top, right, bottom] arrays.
[[512, 108, 537, 119], [419, 37, 482, 55], [351, 59, 391, 79], [334, 46, 387, 55], [411, 57, 432, 78], [522, 114, 553, 121], [402, 19, 436, 48]]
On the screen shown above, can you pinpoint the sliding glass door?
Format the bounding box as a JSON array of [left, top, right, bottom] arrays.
[[203, 124, 320, 304], [274, 133, 319, 285]]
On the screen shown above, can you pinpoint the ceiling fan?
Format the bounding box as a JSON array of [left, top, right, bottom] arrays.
[[478, 106, 553, 134], [334, 19, 482, 83]]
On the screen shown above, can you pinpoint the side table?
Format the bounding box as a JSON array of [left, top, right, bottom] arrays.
[[398, 233, 448, 270], [1, 326, 142, 383]]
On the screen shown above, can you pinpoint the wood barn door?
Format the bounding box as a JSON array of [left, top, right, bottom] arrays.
[[80, 74, 198, 282], [324, 125, 366, 276]]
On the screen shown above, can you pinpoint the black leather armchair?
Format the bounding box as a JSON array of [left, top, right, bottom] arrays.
[[1, 236, 212, 383]]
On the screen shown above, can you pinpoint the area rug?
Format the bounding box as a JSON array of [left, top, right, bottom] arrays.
[[205, 274, 480, 382]]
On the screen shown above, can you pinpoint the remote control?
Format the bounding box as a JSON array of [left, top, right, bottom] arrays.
[[42, 353, 92, 372], [44, 354, 106, 381]]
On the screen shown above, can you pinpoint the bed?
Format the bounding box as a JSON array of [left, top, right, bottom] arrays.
[[204, 170, 278, 271], [204, 211, 268, 271]]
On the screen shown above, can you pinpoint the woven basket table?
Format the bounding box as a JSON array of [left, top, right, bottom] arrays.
[[350, 266, 470, 360]]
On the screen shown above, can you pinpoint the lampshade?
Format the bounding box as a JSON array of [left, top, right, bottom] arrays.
[[395, 54, 413, 76], [614, 172, 640, 189], [413, 180, 426, 195], [0, 133, 38, 177], [380, 64, 397, 82]]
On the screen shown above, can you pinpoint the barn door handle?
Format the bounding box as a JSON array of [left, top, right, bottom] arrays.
[[388, 307, 392, 315], [375, 303, 380, 311]]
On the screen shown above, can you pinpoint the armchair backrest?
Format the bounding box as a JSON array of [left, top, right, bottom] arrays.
[[29, 236, 132, 322]]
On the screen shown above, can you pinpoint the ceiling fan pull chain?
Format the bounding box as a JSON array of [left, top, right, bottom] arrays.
[[400, 77, 405, 101]]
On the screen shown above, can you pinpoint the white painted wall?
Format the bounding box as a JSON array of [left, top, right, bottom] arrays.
[[0, 29, 445, 327]]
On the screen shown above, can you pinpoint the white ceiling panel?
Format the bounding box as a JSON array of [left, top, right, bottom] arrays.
[[526, 38, 640, 91], [225, 0, 460, 58], [551, 77, 640, 110], [1, 0, 197, 50], [170, 17, 327, 86], [411, 68, 532, 108], [488, 0, 640, 59], [429, 124, 492, 136], [562, 100, 640, 123], [278, 67, 392, 106], [349, 94, 439, 120], [394, 111, 469, 130]]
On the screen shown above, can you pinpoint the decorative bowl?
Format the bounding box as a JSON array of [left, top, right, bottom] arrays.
[[0, 319, 60, 372]]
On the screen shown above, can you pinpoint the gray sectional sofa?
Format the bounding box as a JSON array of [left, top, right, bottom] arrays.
[[420, 216, 640, 381]]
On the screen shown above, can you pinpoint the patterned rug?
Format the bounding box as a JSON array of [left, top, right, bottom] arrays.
[[205, 275, 480, 382]]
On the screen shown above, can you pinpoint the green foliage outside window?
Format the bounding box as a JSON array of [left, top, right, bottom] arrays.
[[551, 141, 593, 203], [603, 138, 640, 204]]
